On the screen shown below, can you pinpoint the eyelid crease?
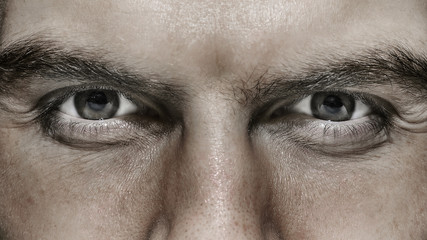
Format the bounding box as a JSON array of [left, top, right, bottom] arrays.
[[393, 104, 427, 133]]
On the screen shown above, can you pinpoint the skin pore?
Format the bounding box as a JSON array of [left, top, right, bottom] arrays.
[[0, 0, 426, 239]]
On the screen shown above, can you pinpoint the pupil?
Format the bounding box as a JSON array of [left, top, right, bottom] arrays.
[[87, 92, 108, 111], [310, 92, 355, 121], [74, 90, 119, 120], [323, 95, 343, 108]]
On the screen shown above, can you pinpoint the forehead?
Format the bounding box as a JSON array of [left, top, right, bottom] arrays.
[[2, 0, 427, 79]]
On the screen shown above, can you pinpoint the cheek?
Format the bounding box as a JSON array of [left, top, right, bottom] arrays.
[[255, 133, 427, 239], [0, 127, 177, 239]]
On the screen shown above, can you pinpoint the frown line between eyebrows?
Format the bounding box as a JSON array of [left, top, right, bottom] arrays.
[[242, 46, 427, 105], [0, 36, 426, 107]]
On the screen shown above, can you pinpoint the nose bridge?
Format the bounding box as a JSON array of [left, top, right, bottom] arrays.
[[164, 94, 268, 239]]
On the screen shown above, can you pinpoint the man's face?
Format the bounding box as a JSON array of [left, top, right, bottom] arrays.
[[0, 0, 426, 239]]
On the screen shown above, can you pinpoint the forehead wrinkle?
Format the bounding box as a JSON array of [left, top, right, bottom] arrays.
[[3, 0, 427, 90], [0, 0, 353, 76]]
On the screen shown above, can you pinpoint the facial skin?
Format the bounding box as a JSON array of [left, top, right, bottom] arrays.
[[0, 0, 426, 239]]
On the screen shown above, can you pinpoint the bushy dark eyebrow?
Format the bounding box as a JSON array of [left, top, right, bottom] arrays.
[[0, 37, 187, 107], [0, 36, 426, 109], [241, 46, 427, 106]]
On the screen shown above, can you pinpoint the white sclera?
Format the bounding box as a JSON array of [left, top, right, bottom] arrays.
[[59, 93, 138, 119], [292, 95, 371, 120]]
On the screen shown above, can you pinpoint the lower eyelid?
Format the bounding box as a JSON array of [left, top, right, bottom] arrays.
[[260, 114, 389, 155], [310, 117, 384, 142], [39, 108, 174, 148], [33, 86, 178, 148], [42, 114, 139, 147], [51, 112, 132, 132]]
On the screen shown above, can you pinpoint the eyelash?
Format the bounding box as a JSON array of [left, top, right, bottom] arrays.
[[255, 90, 395, 152], [34, 85, 167, 146], [34, 86, 395, 152]]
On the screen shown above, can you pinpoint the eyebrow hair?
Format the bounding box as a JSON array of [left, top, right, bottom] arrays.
[[241, 46, 427, 106], [0, 36, 426, 111], [0, 37, 187, 111]]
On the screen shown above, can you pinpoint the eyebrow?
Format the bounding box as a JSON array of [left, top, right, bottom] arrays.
[[241, 46, 427, 106], [0, 37, 187, 109], [0, 37, 426, 108]]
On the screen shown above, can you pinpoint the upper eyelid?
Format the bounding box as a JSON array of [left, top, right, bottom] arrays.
[[33, 85, 396, 126], [252, 89, 393, 123], [43, 84, 145, 104], [32, 84, 188, 126], [293, 90, 386, 110], [35, 85, 160, 116]]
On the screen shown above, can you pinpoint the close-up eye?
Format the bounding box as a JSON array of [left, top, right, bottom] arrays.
[[290, 91, 371, 121], [59, 89, 138, 120], [261, 90, 394, 153], [34, 87, 171, 146]]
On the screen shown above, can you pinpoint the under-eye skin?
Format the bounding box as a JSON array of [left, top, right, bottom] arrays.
[[258, 90, 395, 154], [34, 85, 171, 147]]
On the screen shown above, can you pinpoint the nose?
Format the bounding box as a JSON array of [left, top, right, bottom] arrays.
[[155, 96, 277, 239]]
